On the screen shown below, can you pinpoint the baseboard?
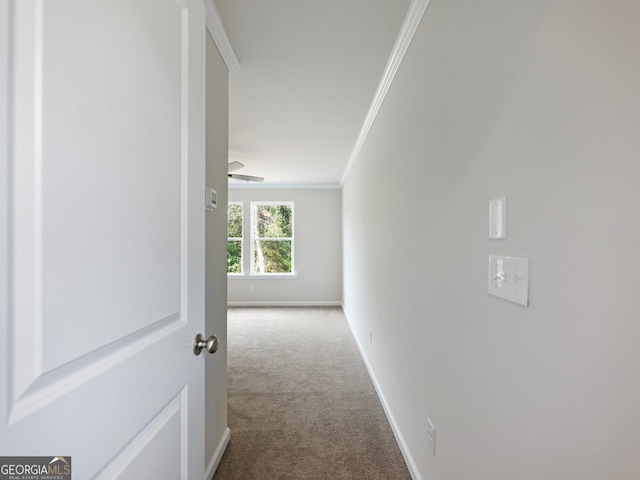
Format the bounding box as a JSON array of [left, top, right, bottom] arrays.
[[342, 308, 423, 480], [227, 301, 342, 307], [205, 427, 231, 480]]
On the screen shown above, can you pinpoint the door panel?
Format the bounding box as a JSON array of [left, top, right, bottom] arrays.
[[41, 0, 183, 372], [2, 0, 206, 478], [93, 389, 186, 479]]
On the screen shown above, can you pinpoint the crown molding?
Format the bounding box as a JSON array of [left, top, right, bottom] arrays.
[[204, 0, 240, 71], [340, 0, 432, 186]]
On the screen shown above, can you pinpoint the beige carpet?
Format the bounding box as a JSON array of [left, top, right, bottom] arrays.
[[213, 306, 411, 480]]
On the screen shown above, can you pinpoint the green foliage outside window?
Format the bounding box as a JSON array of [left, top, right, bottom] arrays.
[[227, 241, 242, 273], [253, 204, 293, 274], [227, 202, 293, 275], [228, 204, 243, 237], [227, 204, 243, 273], [253, 240, 292, 273]]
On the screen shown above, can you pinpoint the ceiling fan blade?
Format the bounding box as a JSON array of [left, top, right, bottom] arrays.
[[228, 161, 245, 173], [228, 173, 264, 182]]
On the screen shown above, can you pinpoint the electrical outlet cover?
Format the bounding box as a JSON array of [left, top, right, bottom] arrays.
[[427, 418, 436, 456]]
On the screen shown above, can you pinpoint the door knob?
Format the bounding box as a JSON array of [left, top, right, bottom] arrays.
[[193, 333, 219, 355]]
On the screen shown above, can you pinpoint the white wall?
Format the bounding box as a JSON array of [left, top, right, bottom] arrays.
[[205, 33, 230, 476], [342, 1, 640, 479], [228, 187, 342, 305]]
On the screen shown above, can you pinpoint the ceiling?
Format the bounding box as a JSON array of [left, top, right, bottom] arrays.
[[213, 0, 412, 186]]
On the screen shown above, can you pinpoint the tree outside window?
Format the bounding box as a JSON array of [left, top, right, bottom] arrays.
[[227, 203, 243, 273], [251, 203, 293, 274]]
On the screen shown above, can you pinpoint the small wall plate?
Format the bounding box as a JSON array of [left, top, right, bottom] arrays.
[[205, 186, 217, 210], [489, 197, 506, 239]]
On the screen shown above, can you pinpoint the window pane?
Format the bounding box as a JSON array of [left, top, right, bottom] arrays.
[[253, 240, 292, 273], [227, 240, 242, 273], [227, 204, 243, 237], [254, 204, 292, 238]]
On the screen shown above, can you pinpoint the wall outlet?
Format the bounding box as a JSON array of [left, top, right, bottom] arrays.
[[369, 329, 373, 344], [250, 284, 255, 292], [427, 418, 436, 456]]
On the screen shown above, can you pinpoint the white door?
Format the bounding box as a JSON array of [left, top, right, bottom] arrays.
[[1, 0, 207, 478]]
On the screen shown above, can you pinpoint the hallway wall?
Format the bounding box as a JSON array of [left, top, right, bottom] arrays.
[[342, 1, 640, 479]]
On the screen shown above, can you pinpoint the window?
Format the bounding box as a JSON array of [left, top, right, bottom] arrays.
[[227, 202, 243, 273], [227, 201, 295, 275], [251, 202, 294, 274]]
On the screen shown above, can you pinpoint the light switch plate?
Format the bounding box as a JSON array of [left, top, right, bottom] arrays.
[[489, 197, 506, 239], [488, 255, 529, 306], [205, 186, 217, 210]]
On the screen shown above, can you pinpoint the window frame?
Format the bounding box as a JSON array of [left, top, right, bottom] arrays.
[[227, 201, 296, 277], [249, 201, 295, 276]]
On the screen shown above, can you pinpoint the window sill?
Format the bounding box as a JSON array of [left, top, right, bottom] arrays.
[[227, 273, 298, 279]]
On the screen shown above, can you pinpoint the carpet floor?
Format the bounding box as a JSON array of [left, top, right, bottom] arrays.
[[213, 306, 411, 480]]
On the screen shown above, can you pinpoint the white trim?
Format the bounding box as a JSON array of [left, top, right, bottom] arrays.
[[342, 306, 422, 480], [204, 427, 231, 480], [203, 0, 240, 71], [340, 0, 432, 186], [227, 301, 342, 307], [228, 273, 298, 279], [229, 183, 341, 190]]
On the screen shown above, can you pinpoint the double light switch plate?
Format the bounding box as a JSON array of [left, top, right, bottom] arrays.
[[488, 255, 529, 306]]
